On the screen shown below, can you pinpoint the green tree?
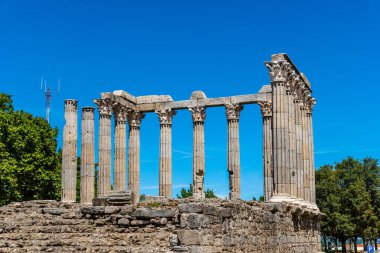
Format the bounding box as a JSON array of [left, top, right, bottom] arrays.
[[177, 184, 218, 199], [204, 188, 217, 198], [317, 157, 380, 253], [316, 164, 354, 253], [362, 158, 380, 249], [0, 93, 61, 206], [177, 184, 193, 199]]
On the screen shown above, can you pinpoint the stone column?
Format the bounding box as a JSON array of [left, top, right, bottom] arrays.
[[265, 61, 291, 200], [156, 109, 176, 198], [113, 103, 129, 192], [128, 111, 145, 204], [225, 103, 243, 199], [307, 98, 316, 204], [294, 98, 304, 200], [258, 101, 272, 201], [301, 102, 310, 202], [189, 106, 206, 199], [287, 90, 298, 197], [94, 98, 112, 197], [80, 107, 95, 204], [61, 99, 78, 202]]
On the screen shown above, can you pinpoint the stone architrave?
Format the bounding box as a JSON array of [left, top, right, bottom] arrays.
[[225, 103, 243, 199], [61, 99, 78, 202], [265, 61, 291, 200], [80, 107, 95, 204], [113, 103, 129, 192], [128, 111, 145, 204], [156, 109, 176, 198], [258, 101, 272, 201], [94, 98, 113, 197], [189, 106, 206, 199]]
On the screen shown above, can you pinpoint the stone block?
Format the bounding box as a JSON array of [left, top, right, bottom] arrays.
[[81, 206, 105, 215], [42, 208, 67, 215], [220, 208, 233, 218], [117, 218, 130, 226], [136, 95, 173, 104], [177, 230, 202, 245], [178, 203, 203, 213], [104, 206, 121, 214], [130, 219, 150, 226], [190, 91, 207, 100], [132, 208, 175, 219]]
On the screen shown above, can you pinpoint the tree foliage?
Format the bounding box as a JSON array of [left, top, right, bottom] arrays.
[[316, 157, 380, 252], [177, 184, 218, 199], [0, 93, 61, 206]]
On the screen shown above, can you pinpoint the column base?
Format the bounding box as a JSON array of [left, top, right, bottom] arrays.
[[93, 190, 134, 206], [269, 194, 297, 203], [269, 195, 320, 211], [193, 192, 205, 199], [229, 192, 240, 200]]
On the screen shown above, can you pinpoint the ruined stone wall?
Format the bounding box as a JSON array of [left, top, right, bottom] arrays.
[[0, 199, 321, 252]]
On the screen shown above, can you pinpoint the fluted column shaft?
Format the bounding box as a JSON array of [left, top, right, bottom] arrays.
[[113, 104, 128, 192], [94, 99, 112, 197], [226, 104, 243, 200], [80, 107, 95, 204], [287, 91, 297, 197], [128, 111, 145, 204], [294, 99, 304, 199], [307, 113, 315, 203], [301, 105, 310, 202], [259, 101, 272, 201], [189, 106, 206, 199], [272, 82, 289, 196], [156, 109, 176, 197], [265, 60, 293, 199], [61, 99, 78, 202], [307, 98, 316, 204]]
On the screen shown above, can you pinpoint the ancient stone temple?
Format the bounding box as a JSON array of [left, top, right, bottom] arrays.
[[0, 53, 322, 252], [60, 53, 317, 208]]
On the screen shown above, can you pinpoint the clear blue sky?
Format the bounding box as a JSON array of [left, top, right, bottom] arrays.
[[1, 0, 379, 200]]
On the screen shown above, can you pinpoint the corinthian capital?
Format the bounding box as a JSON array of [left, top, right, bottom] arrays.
[[258, 101, 272, 117], [265, 61, 291, 83], [128, 111, 145, 127], [306, 97, 316, 113], [156, 109, 176, 125], [225, 103, 243, 121], [288, 70, 300, 93], [94, 98, 112, 116], [112, 103, 129, 122], [189, 106, 206, 123]]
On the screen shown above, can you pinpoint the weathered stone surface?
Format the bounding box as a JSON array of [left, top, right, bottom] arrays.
[[137, 95, 174, 104], [178, 203, 203, 213], [0, 199, 321, 252], [190, 91, 207, 100], [61, 100, 78, 203], [117, 218, 130, 226], [42, 208, 68, 215], [132, 208, 175, 219]]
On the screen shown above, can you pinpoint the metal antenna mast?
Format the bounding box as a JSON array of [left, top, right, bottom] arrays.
[[41, 77, 60, 124]]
